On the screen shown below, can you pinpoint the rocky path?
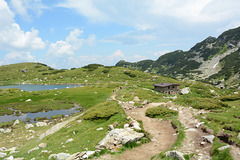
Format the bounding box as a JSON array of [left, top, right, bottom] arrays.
[[117, 103, 177, 160], [169, 104, 212, 160]]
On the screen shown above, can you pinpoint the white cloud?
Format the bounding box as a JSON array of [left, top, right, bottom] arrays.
[[57, 0, 108, 22], [0, 0, 46, 56], [47, 28, 96, 57], [5, 51, 35, 61], [10, 0, 47, 19], [108, 50, 124, 60]]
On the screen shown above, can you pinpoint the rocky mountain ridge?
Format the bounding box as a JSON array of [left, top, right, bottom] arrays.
[[116, 26, 240, 89]]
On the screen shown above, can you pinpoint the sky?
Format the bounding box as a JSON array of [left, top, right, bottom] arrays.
[[0, 0, 240, 69]]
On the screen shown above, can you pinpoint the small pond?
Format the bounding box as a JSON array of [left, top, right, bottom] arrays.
[[0, 105, 82, 123], [0, 84, 83, 91]]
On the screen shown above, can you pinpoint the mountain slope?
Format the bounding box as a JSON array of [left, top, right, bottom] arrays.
[[116, 26, 240, 88]]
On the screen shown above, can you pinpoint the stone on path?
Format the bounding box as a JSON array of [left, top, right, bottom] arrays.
[[203, 135, 215, 143], [165, 150, 185, 160]]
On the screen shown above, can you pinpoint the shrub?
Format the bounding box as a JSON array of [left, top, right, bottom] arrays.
[[188, 98, 229, 110], [219, 94, 240, 101], [102, 69, 109, 74], [51, 114, 64, 119], [82, 101, 120, 120], [145, 106, 178, 118], [124, 71, 136, 78], [34, 117, 48, 121]]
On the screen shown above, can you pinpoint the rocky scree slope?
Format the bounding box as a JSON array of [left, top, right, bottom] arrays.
[[116, 26, 240, 89]]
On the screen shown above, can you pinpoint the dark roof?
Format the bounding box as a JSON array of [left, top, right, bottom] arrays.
[[153, 83, 180, 87]]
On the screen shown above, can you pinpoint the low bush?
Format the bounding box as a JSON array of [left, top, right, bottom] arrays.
[[219, 94, 240, 101], [82, 101, 120, 120], [34, 117, 48, 121], [51, 114, 64, 119], [187, 98, 229, 110], [145, 106, 178, 118]]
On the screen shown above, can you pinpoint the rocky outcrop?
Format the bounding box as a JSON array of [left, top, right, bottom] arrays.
[[0, 128, 11, 134], [25, 124, 34, 129], [202, 135, 215, 143], [36, 122, 47, 127], [96, 128, 144, 151], [180, 87, 190, 95]]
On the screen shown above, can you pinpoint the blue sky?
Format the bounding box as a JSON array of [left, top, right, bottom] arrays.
[[1, 0, 240, 69]]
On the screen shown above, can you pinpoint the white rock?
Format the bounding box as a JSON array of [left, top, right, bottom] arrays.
[[124, 124, 129, 128], [36, 122, 47, 127], [237, 133, 240, 140], [165, 151, 185, 160], [27, 147, 39, 154], [96, 127, 103, 131], [3, 129, 11, 134], [180, 87, 191, 95], [0, 152, 7, 158], [65, 138, 73, 144], [25, 124, 34, 129], [83, 151, 95, 159], [27, 135, 34, 140], [39, 143, 47, 148], [203, 135, 215, 143], [108, 125, 114, 131], [0, 128, 4, 133], [48, 153, 71, 160], [13, 119, 20, 126], [196, 122, 204, 128], [4, 155, 14, 160], [218, 145, 230, 151], [25, 99, 32, 102]]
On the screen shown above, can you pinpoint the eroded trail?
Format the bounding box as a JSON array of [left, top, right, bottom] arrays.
[[117, 103, 177, 160]]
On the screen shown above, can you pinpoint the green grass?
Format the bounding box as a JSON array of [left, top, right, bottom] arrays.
[[145, 106, 178, 118], [211, 140, 233, 160]]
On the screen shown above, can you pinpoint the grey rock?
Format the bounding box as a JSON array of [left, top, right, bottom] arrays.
[[0, 152, 7, 158], [36, 122, 47, 127], [196, 122, 204, 128], [203, 135, 215, 143], [82, 151, 95, 159], [237, 132, 240, 140], [96, 127, 103, 131], [27, 147, 39, 154], [25, 124, 34, 129], [165, 150, 185, 160], [48, 153, 71, 160], [65, 138, 73, 144], [13, 119, 20, 126], [39, 143, 47, 148], [108, 125, 114, 131], [4, 155, 14, 160], [218, 145, 230, 151], [180, 87, 190, 95], [96, 128, 144, 150]]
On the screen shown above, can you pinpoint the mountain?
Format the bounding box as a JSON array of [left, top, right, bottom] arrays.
[[116, 26, 240, 89]]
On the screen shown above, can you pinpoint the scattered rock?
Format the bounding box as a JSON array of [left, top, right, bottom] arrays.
[[1, 128, 11, 134], [48, 153, 71, 160], [36, 122, 47, 127], [196, 122, 204, 128], [96, 128, 144, 151], [165, 150, 185, 160], [25, 99, 32, 102], [39, 143, 47, 148], [13, 119, 20, 126], [28, 147, 39, 154], [96, 127, 103, 131], [113, 121, 118, 127], [218, 145, 230, 151], [202, 135, 215, 143], [0, 152, 7, 158], [4, 155, 14, 160], [108, 125, 114, 131], [180, 87, 191, 95], [25, 124, 34, 129], [65, 138, 73, 144]]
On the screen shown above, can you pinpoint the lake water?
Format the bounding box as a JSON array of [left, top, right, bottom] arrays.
[[0, 84, 83, 91], [0, 106, 81, 123], [0, 84, 84, 123]]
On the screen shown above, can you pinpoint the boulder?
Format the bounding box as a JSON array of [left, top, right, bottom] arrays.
[[203, 135, 215, 143], [48, 153, 71, 160], [13, 119, 20, 126], [36, 122, 47, 127], [96, 128, 144, 151], [165, 151, 185, 160], [39, 143, 47, 148], [25, 124, 34, 129], [218, 145, 230, 151], [180, 87, 190, 95]]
